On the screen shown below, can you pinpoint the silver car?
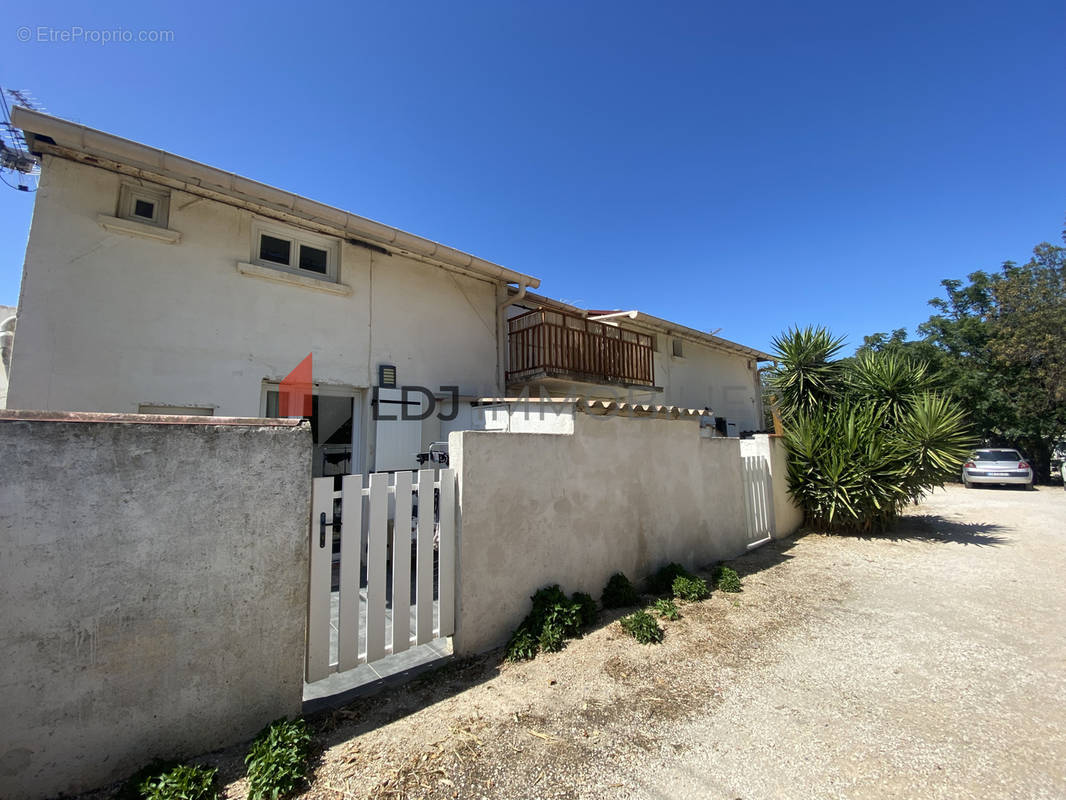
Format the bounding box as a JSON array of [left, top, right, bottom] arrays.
[[961, 448, 1033, 489]]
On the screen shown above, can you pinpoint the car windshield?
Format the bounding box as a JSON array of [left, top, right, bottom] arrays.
[[974, 450, 1021, 461]]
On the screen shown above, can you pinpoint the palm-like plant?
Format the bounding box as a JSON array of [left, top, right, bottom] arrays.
[[768, 326, 847, 419], [773, 328, 973, 533]]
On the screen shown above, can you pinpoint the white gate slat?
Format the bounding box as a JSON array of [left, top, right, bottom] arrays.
[[365, 472, 388, 663], [390, 471, 412, 655], [306, 477, 334, 683], [437, 469, 455, 638], [337, 474, 363, 672], [415, 468, 435, 645], [306, 466, 458, 685]]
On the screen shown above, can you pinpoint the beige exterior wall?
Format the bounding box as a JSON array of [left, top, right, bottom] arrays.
[[0, 413, 311, 800], [7, 156, 502, 468], [450, 413, 759, 655], [651, 337, 763, 432]]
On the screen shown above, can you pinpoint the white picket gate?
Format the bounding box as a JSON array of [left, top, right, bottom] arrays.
[[306, 468, 456, 683], [741, 454, 776, 546]]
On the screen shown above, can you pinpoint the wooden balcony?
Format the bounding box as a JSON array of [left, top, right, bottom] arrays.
[[507, 308, 656, 388]]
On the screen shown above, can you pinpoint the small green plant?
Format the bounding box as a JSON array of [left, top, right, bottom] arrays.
[[712, 565, 743, 593], [672, 574, 710, 602], [571, 591, 599, 628], [601, 572, 639, 608], [505, 623, 539, 662], [648, 562, 690, 594], [652, 597, 680, 620], [138, 764, 219, 800], [620, 610, 664, 644], [505, 585, 591, 661], [538, 621, 565, 653], [245, 717, 313, 800]]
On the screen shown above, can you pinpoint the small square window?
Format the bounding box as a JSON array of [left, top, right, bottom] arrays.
[[118, 182, 170, 228], [672, 339, 684, 358], [133, 199, 156, 220], [299, 244, 328, 274], [259, 234, 292, 266]]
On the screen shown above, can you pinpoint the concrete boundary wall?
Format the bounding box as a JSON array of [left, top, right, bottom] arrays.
[[450, 415, 800, 655], [0, 411, 312, 799]]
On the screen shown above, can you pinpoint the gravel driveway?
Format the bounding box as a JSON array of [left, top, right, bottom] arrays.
[[199, 485, 1066, 800]]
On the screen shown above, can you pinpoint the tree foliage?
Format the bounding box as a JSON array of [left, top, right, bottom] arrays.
[[770, 328, 972, 533], [859, 230, 1066, 478]]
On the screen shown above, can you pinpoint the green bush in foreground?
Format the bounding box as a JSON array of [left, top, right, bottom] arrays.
[[712, 565, 743, 593], [245, 718, 313, 800], [648, 562, 690, 595], [652, 597, 681, 620], [672, 574, 711, 602], [138, 764, 218, 800], [620, 610, 664, 644], [571, 591, 600, 628], [601, 572, 640, 609], [505, 585, 596, 662]]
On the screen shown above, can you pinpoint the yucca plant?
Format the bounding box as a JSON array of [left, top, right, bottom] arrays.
[[768, 326, 847, 419], [774, 329, 973, 533]]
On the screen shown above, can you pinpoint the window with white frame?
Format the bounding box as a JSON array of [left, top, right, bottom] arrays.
[[252, 221, 340, 282], [118, 182, 171, 228]]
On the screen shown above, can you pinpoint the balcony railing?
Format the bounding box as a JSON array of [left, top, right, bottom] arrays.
[[507, 308, 656, 387]]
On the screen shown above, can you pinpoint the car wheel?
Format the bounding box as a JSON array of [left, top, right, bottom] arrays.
[[962, 477, 973, 489]]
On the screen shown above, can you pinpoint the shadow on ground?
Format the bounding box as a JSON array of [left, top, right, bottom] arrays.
[[306, 533, 804, 754], [871, 514, 1008, 547]]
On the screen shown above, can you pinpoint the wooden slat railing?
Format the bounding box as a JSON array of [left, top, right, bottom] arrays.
[[507, 309, 656, 387]]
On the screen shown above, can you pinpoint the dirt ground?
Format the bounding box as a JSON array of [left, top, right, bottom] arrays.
[[102, 484, 1066, 799]]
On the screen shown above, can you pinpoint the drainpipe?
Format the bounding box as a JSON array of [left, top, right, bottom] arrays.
[[496, 283, 529, 397]]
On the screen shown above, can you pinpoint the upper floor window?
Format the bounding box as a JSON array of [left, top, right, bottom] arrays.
[[118, 182, 171, 228], [672, 339, 684, 358], [252, 221, 339, 282]]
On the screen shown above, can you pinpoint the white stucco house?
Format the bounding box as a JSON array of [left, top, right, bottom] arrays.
[[4, 108, 772, 474]]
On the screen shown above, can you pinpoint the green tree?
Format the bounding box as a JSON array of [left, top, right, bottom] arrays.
[[862, 230, 1066, 479]]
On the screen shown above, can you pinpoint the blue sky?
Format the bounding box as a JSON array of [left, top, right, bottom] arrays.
[[2, 0, 1063, 354]]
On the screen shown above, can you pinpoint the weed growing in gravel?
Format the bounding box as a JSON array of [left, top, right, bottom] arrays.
[[648, 562, 691, 594], [132, 764, 218, 800], [505, 585, 595, 662], [601, 572, 640, 608], [712, 565, 743, 593], [652, 597, 681, 620], [245, 718, 313, 800], [620, 610, 664, 644], [672, 574, 711, 602]]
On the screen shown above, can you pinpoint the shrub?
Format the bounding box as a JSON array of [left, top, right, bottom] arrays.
[[571, 591, 599, 628], [712, 565, 743, 593], [620, 610, 664, 644], [770, 328, 973, 533], [652, 597, 680, 620], [245, 718, 313, 800], [505, 624, 539, 662], [648, 563, 691, 595], [601, 572, 639, 609], [138, 764, 218, 800], [505, 585, 591, 661], [672, 574, 710, 602], [538, 621, 565, 653]]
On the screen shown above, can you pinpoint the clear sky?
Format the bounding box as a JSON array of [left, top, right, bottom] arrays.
[[2, 0, 1063, 354]]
